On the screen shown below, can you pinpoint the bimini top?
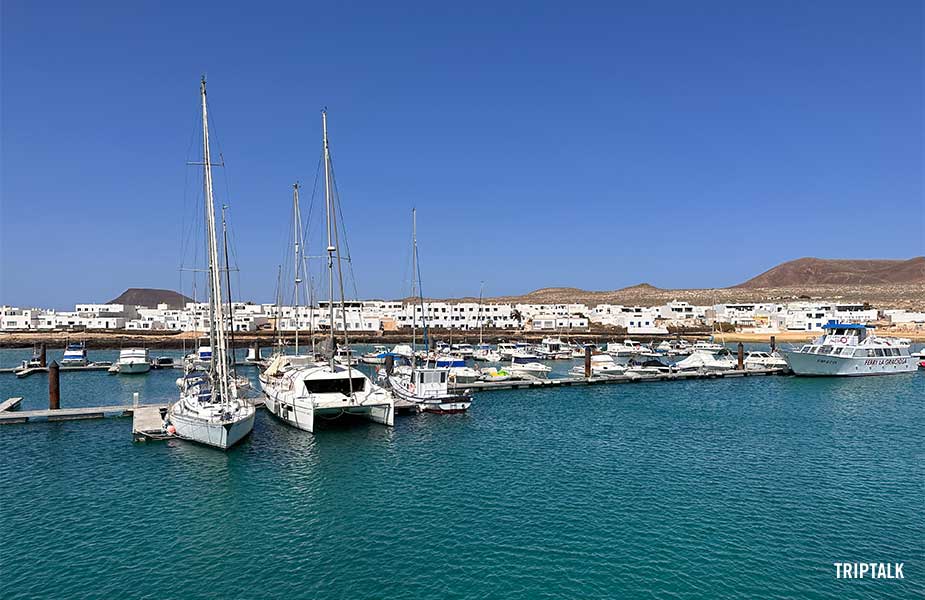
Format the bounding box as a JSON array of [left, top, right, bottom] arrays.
[[823, 320, 872, 330]]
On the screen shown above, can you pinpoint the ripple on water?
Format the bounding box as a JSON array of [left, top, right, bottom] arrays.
[[0, 348, 923, 599]]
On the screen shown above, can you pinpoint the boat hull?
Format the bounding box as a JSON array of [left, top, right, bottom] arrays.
[[168, 407, 255, 449], [388, 376, 472, 413], [260, 376, 394, 434], [118, 361, 151, 374], [782, 351, 918, 376]]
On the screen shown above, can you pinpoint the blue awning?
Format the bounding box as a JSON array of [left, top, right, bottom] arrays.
[[823, 320, 871, 330]]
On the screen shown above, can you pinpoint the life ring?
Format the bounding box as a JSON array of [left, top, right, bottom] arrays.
[[838, 337, 848, 344]]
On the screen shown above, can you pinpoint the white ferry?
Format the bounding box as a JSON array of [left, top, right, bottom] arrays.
[[782, 321, 917, 376]]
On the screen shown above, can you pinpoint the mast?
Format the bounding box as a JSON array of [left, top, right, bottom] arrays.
[[293, 182, 301, 354], [478, 281, 484, 345], [410, 209, 417, 367], [274, 264, 283, 352], [322, 110, 336, 371], [221, 204, 237, 376], [200, 76, 231, 404]]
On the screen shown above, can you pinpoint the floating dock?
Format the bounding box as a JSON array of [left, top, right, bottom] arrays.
[[0, 364, 115, 377], [449, 367, 785, 392]]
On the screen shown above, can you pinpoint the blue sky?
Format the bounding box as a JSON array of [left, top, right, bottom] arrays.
[[1, 1, 922, 309]]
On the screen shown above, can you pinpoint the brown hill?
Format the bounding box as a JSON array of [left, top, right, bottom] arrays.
[[736, 257, 925, 288], [108, 288, 192, 309]]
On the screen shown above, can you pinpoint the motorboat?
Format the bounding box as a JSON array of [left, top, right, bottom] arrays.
[[743, 351, 787, 370], [507, 352, 552, 379], [782, 321, 917, 376], [451, 343, 475, 358], [473, 343, 501, 362], [569, 352, 626, 377], [360, 345, 390, 365], [60, 341, 88, 367], [535, 337, 571, 359], [111, 348, 151, 374], [674, 348, 737, 372], [497, 342, 518, 360]]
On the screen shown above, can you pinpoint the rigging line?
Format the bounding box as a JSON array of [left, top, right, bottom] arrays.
[[329, 171, 355, 399], [327, 160, 362, 305]]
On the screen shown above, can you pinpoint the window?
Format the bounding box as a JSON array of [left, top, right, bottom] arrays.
[[303, 377, 366, 394]]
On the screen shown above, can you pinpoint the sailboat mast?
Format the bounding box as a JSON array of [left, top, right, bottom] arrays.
[[221, 204, 237, 376], [293, 182, 301, 354], [200, 77, 230, 403], [478, 281, 484, 345], [322, 110, 336, 370], [411, 209, 417, 367]]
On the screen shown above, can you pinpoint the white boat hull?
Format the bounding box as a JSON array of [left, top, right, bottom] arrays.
[[783, 351, 918, 376], [168, 406, 255, 449], [117, 361, 151, 374], [259, 376, 394, 434]]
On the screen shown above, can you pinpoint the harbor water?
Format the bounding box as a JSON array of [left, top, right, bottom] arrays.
[[0, 347, 922, 599]]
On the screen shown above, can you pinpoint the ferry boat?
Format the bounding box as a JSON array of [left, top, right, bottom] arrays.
[[60, 341, 88, 367], [782, 321, 917, 376]]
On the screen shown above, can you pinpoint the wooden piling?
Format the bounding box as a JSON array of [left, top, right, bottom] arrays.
[[385, 355, 395, 375], [584, 346, 592, 378], [737, 342, 745, 370], [770, 335, 776, 353], [48, 361, 60, 410], [39, 343, 47, 368]]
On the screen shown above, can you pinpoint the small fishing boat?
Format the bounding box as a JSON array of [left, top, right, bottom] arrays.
[[152, 356, 177, 369], [535, 337, 571, 360]]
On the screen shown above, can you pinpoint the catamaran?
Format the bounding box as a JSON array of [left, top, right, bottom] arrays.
[[166, 77, 255, 450], [259, 110, 394, 433], [782, 321, 917, 376]]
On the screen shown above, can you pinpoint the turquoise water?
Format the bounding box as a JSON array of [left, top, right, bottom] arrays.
[[0, 347, 922, 599]]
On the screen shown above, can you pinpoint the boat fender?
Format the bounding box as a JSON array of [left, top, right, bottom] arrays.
[[409, 383, 415, 393], [166, 425, 177, 435]]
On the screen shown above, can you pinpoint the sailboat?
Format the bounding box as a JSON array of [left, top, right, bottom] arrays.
[[472, 282, 501, 362], [387, 209, 473, 413], [259, 110, 394, 433], [166, 77, 255, 450]]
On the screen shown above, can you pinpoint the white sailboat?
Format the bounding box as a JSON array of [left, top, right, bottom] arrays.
[[166, 77, 255, 450], [259, 110, 394, 433]]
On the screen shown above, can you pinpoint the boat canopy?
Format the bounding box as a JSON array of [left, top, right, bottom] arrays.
[[823, 321, 871, 330]]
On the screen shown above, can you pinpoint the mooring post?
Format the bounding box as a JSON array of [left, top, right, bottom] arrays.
[[770, 335, 776, 353], [737, 342, 745, 370], [584, 346, 592, 378], [48, 360, 60, 410], [255, 343, 262, 361], [40, 343, 47, 367], [385, 355, 394, 375]]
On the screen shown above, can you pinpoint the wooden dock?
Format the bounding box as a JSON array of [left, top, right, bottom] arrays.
[[132, 405, 167, 441]]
